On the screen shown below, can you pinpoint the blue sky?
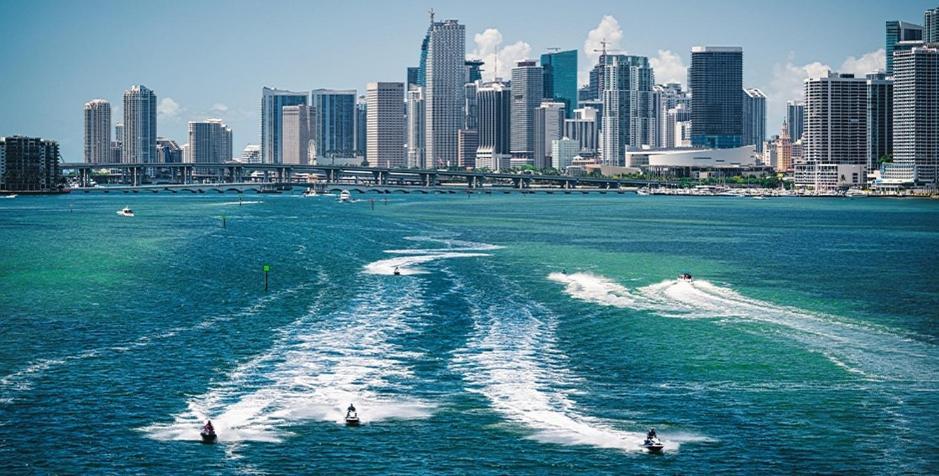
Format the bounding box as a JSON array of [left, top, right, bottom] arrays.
[[0, 0, 935, 160]]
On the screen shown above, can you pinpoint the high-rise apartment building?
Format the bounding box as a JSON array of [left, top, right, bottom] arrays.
[[601, 55, 655, 165], [156, 138, 183, 164], [654, 83, 690, 149], [541, 49, 578, 118], [311, 89, 357, 159], [564, 107, 599, 153], [892, 45, 939, 184], [923, 8, 938, 44], [476, 81, 512, 168], [457, 128, 478, 168], [866, 72, 893, 172], [510, 60, 544, 162], [355, 100, 367, 158], [803, 72, 868, 166], [407, 87, 426, 168], [366, 82, 406, 168], [786, 101, 805, 141], [188, 119, 232, 164], [0, 136, 61, 192], [552, 137, 580, 171], [886, 21, 924, 75], [424, 19, 465, 168], [282, 105, 314, 165], [742, 88, 767, 152], [261, 87, 308, 164], [122, 85, 157, 164], [689, 46, 743, 149], [83, 99, 111, 164]]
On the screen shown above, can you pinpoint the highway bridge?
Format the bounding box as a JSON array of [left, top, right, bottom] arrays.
[[60, 162, 670, 190]]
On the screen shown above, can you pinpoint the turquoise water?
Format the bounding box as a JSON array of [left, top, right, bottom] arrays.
[[1, 192, 937, 474]]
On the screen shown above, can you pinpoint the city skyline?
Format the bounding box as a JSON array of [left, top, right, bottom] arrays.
[[0, 0, 936, 161]]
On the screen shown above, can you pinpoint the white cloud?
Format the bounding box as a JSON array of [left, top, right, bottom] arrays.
[[839, 48, 885, 76], [649, 50, 687, 86], [157, 97, 181, 119], [210, 103, 229, 114], [581, 15, 623, 85], [468, 28, 531, 81]]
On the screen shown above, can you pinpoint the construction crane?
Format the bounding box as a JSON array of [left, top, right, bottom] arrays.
[[592, 39, 624, 57]]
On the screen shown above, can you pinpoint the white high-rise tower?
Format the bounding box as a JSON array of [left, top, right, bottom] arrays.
[[424, 19, 465, 168], [83, 99, 111, 164]]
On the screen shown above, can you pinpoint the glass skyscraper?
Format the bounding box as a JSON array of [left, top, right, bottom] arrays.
[[541, 49, 578, 118], [261, 87, 308, 164], [311, 89, 357, 158], [689, 46, 743, 149], [886, 21, 924, 75]]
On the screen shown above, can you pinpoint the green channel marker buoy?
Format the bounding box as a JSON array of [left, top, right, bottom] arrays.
[[263, 264, 270, 291]]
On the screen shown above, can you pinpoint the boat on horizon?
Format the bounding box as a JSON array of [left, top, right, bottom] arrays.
[[116, 206, 135, 217]]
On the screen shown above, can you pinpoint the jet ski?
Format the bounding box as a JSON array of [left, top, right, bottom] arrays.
[[642, 428, 663, 453], [393, 266, 401, 276], [345, 404, 361, 426], [200, 421, 217, 444], [678, 273, 693, 282]]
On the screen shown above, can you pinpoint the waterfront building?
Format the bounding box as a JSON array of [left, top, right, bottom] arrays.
[[775, 121, 793, 172], [801, 72, 867, 187], [654, 83, 690, 149], [366, 82, 406, 168], [424, 18, 465, 168], [742, 88, 767, 152], [551, 137, 579, 170], [866, 72, 893, 173], [83, 99, 111, 164], [311, 89, 356, 159], [886, 21, 924, 75], [156, 138, 183, 164], [238, 144, 261, 163], [355, 100, 367, 159], [690, 46, 743, 149], [110, 141, 122, 163], [458, 128, 478, 168], [188, 119, 232, 164], [786, 101, 805, 141], [888, 45, 939, 185], [114, 124, 124, 148], [534, 101, 566, 169], [261, 87, 308, 164], [511, 60, 544, 163], [601, 55, 655, 165], [0, 136, 61, 192], [476, 81, 512, 167], [624, 145, 756, 174], [282, 105, 314, 165], [122, 85, 157, 164], [541, 49, 577, 117], [407, 86, 425, 168], [762, 136, 778, 168]]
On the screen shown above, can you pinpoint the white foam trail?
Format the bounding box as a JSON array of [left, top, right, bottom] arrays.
[[364, 252, 489, 275], [0, 282, 314, 403], [144, 278, 435, 443], [551, 272, 939, 381], [454, 270, 696, 453]]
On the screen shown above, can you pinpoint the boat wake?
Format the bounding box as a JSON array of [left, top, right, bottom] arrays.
[[0, 282, 314, 404], [363, 236, 500, 276], [549, 272, 939, 381], [143, 277, 435, 443], [453, 269, 700, 453]]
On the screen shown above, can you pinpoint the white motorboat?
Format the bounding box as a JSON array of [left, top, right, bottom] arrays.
[[302, 188, 318, 197], [636, 188, 650, 196], [845, 188, 867, 198], [338, 190, 352, 203], [678, 273, 693, 282], [116, 206, 135, 217], [4, 194, 16, 199]]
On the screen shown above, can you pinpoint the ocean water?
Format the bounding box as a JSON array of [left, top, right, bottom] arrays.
[[0, 192, 937, 474]]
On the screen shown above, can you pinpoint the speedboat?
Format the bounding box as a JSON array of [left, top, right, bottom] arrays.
[[303, 188, 318, 197], [678, 273, 693, 282], [3, 194, 16, 199], [345, 411, 361, 426], [636, 188, 650, 196], [643, 435, 664, 453], [338, 190, 352, 203], [116, 207, 135, 217]]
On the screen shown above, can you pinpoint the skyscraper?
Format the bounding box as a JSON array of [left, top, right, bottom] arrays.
[[924, 8, 939, 44], [122, 85, 157, 164], [564, 106, 599, 153], [886, 21, 924, 75], [457, 129, 478, 168], [689, 46, 743, 149], [156, 138, 183, 164], [311, 89, 357, 158], [83, 99, 111, 164], [424, 19, 465, 168], [511, 60, 544, 162], [892, 45, 939, 184], [601, 55, 655, 165], [654, 83, 690, 149], [366, 82, 406, 168], [533, 101, 566, 169], [188, 119, 232, 164], [541, 49, 578, 118], [465, 59, 484, 83], [355, 100, 367, 159], [803, 72, 867, 166], [742, 88, 767, 152], [866, 72, 893, 172], [0, 136, 61, 192], [407, 67, 420, 88], [261, 87, 308, 164], [786, 101, 805, 141], [407, 87, 425, 168], [282, 105, 314, 165], [476, 81, 512, 169]]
